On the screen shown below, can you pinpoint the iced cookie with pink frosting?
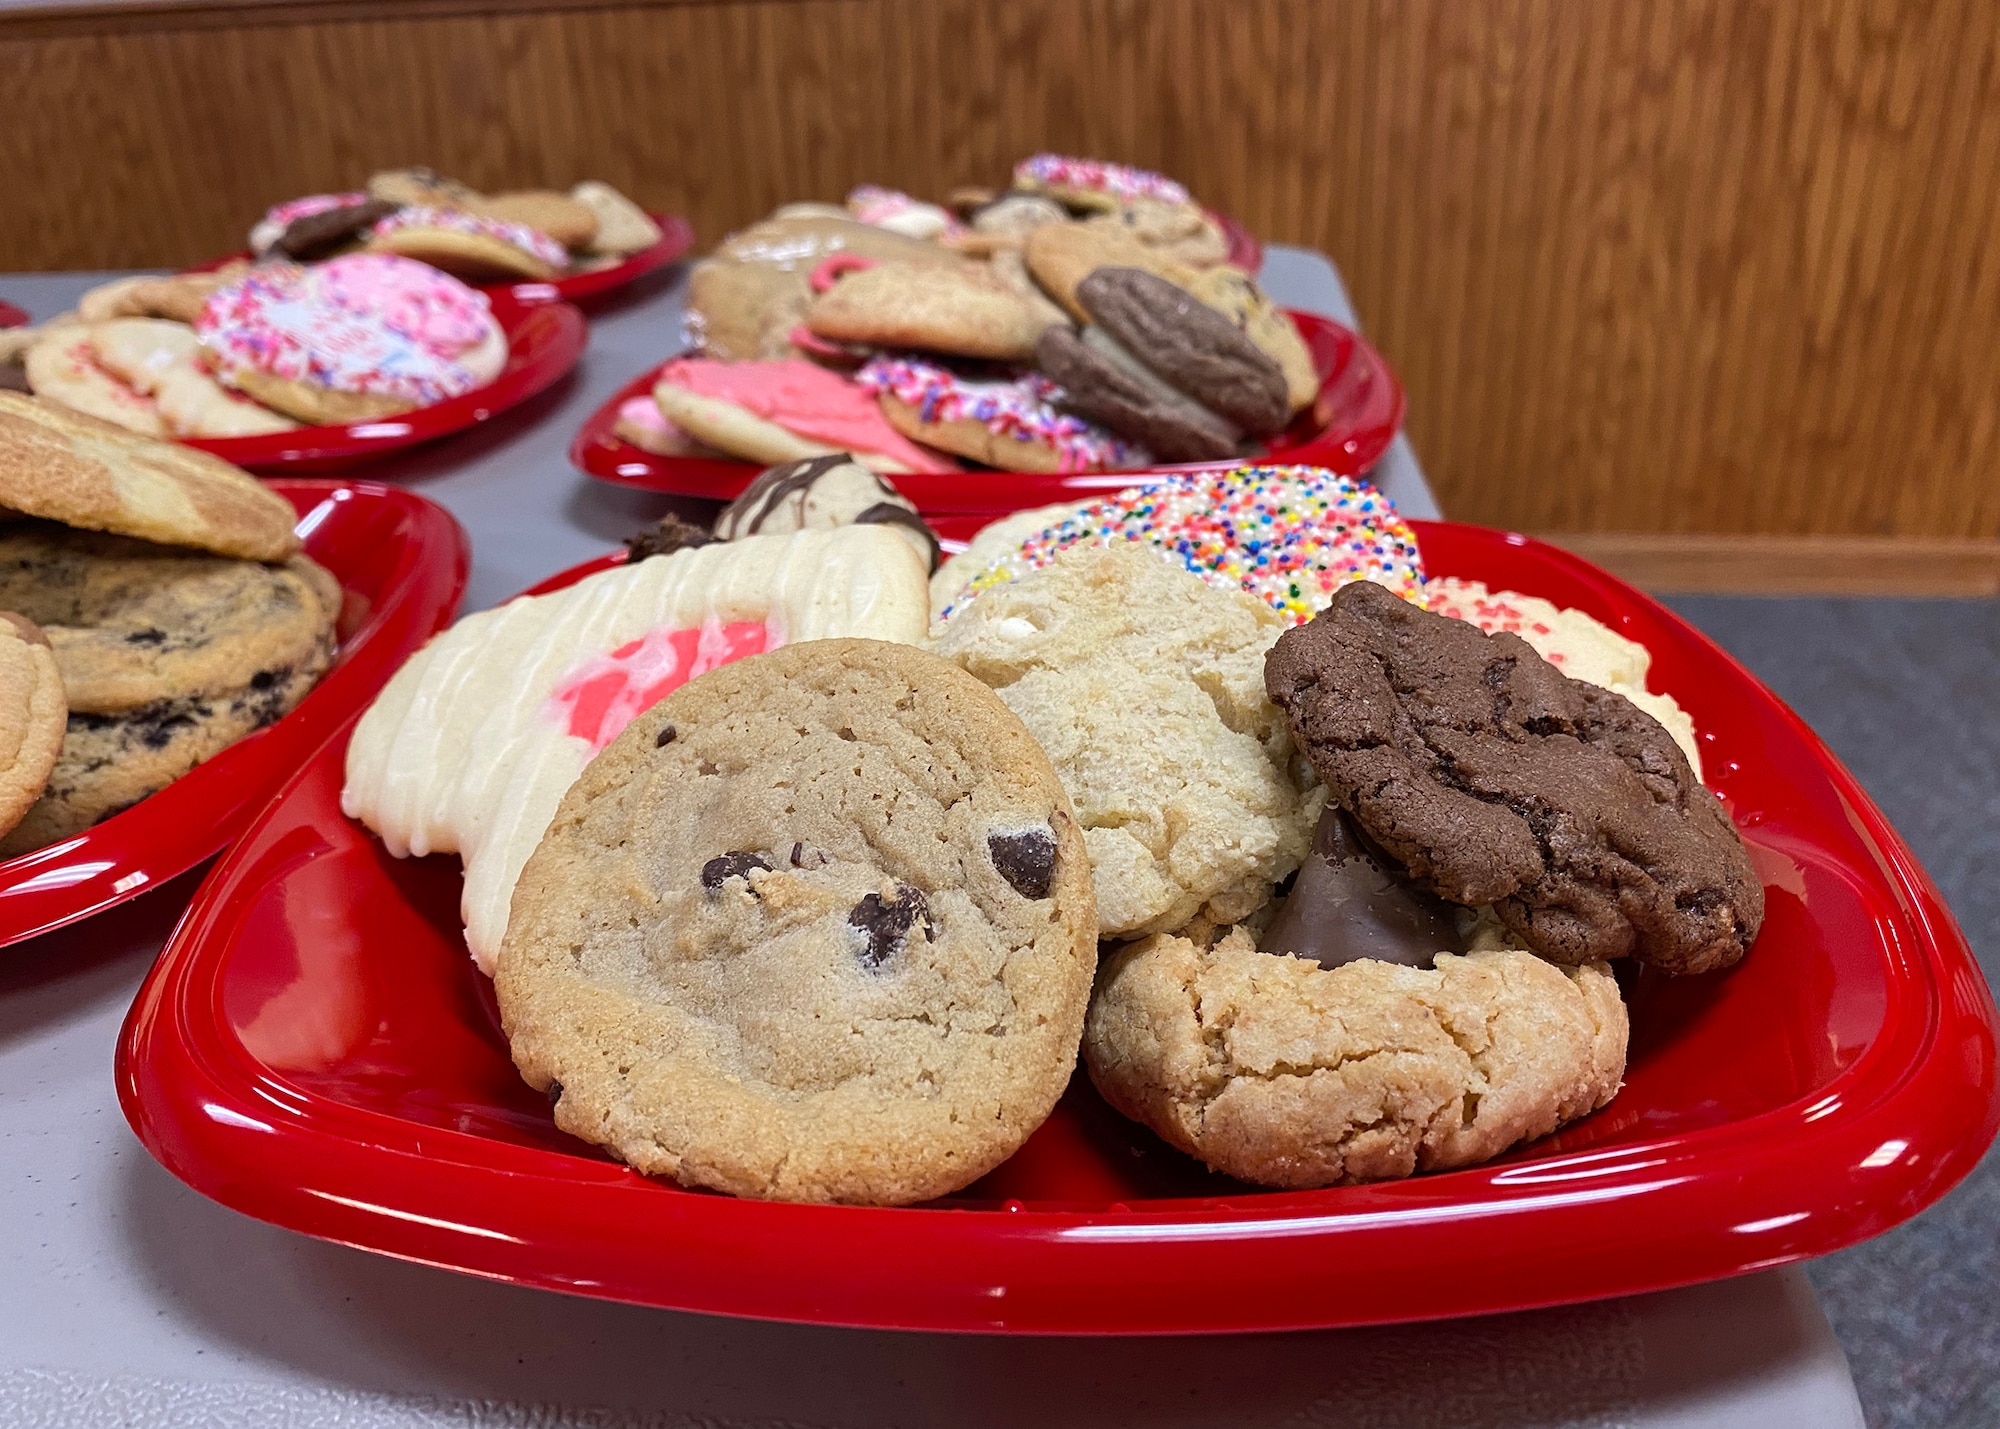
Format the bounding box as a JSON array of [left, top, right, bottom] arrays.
[[1011, 154, 1192, 211], [366, 205, 570, 282], [249, 192, 403, 263], [855, 355, 1145, 474], [611, 395, 717, 456], [196, 254, 508, 425], [342, 523, 932, 971], [651, 357, 960, 476], [845, 184, 962, 241]]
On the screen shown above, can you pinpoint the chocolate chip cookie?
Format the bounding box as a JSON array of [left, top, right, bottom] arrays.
[[496, 638, 1097, 1205], [1084, 926, 1628, 1187], [1265, 580, 1764, 975], [0, 519, 341, 712], [0, 651, 331, 855]]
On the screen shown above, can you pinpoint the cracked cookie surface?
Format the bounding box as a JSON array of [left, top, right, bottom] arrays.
[[932, 545, 1319, 941], [1266, 580, 1763, 975], [495, 638, 1097, 1205], [1084, 927, 1627, 1187]]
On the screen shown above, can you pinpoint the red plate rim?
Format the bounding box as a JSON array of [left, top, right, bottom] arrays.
[[0, 480, 468, 949], [0, 298, 28, 328], [179, 292, 585, 473], [113, 518, 2000, 1334], [569, 309, 1405, 513]]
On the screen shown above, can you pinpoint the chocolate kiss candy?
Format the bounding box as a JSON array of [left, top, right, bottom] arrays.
[[1258, 805, 1467, 970]]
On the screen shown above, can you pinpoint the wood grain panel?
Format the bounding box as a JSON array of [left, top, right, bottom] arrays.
[[1541, 532, 2000, 596], [3, 0, 1997, 544]]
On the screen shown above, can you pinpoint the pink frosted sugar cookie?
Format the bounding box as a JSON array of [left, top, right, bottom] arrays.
[[1012, 154, 1191, 209], [651, 357, 960, 475], [845, 185, 963, 241], [855, 355, 1145, 474], [248, 192, 376, 256], [196, 253, 507, 425], [367, 205, 570, 281], [612, 395, 717, 457]]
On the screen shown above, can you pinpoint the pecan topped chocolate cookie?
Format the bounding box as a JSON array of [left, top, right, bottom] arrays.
[[1265, 581, 1763, 976]]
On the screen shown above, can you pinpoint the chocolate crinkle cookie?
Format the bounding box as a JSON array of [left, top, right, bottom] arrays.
[[1264, 581, 1764, 976]]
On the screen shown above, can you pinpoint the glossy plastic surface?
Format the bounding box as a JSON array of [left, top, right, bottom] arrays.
[[0, 481, 468, 949], [118, 518, 1999, 1332], [570, 310, 1404, 513], [491, 213, 695, 308], [180, 293, 586, 473], [0, 299, 26, 327]]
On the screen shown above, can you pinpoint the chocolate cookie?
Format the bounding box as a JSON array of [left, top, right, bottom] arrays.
[[1265, 581, 1764, 976], [495, 638, 1097, 1205], [1035, 325, 1237, 463], [1077, 268, 1288, 434], [273, 198, 402, 262]]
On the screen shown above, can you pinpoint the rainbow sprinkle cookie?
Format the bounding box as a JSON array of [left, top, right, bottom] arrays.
[[1012, 154, 1191, 207], [939, 465, 1426, 623], [856, 355, 1146, 473]]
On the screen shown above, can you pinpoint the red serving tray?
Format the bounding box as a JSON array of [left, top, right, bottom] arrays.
[[570, 310, 1404, 514], [179, 292, 584, 474], [116, 517, 1999, 1333], [0, 480, 467, 949]]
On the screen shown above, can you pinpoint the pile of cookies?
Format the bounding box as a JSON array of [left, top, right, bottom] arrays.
[[0, 393, 338, 856], [341, 458, 1764, 1206], [1, 253, 510, 437], [249, 168, 665, 281], [617, 154, 1317, 476]]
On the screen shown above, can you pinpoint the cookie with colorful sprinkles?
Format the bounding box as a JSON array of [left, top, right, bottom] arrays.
[[1012, 154, 1192, 212], [855, 355, 1145, 475], [932, 465, 1426, 623], [366, 206, 571, 282]]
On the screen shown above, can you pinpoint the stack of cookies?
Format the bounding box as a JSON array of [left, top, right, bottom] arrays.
[[626, 153, 1316, 477], [0, 392, 339, 855], [3, 253, 510, 437], [341, 461, 1763, 1207], [250, 168, 664, 281]]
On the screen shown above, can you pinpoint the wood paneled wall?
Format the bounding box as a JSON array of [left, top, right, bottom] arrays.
[[4, 0, 1998, 544]]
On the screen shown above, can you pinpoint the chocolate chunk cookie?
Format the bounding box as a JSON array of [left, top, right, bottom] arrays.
[[0, 519, 341, 712], [1084, 927, 1628, 1187], [1265, 581, 1764, 976], [0, 650, 331, 855], [496, 638, 1098, 1205]]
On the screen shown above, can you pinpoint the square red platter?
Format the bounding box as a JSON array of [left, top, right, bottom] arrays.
[[0, 479, 467, 948], [116, 519, 2000, 1334]]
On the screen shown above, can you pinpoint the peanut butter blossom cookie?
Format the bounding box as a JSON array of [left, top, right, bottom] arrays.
[[937, 465, 1426, 623]]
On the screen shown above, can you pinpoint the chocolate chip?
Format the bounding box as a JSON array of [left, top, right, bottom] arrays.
[[123, 627, 166, 646], [654, 723, 677, 747], [546, 1080, 563, 1106], [701, 851, 773, 890], [848, 885, 931, 968], [988, 826, 1057, 899], [789, 842, 803, 867]]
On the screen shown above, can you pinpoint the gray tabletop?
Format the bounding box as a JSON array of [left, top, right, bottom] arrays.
[[0, 251, 1862, 1428]]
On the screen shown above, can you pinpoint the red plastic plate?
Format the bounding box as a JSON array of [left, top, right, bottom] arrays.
[[0, 299, 27, 328], [116, 518, 1999, 1333], [177, 292, 584, 474], [0, 480, 467, 949], [570, 311, 1405, 514]]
